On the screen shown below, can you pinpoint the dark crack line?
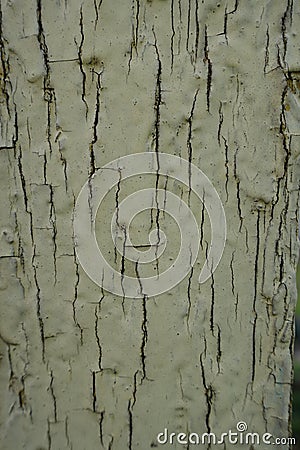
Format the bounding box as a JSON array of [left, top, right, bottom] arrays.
[[230, 251, 235, 297], [153, 29, 162, 154], [222, 136, 229, 201], [210, 272, 215, 335], [227, 0, 239, 15], [204, 25, 212, 113], [217, 102, 223, 146], [17, 146, 29, 212], [99, 411, 105, 446], [32, 243, 46, 362], [89, 69, 103, 176], [49, 369, 58, 422], [170, 0, 175, 72], [187, 89, 199, 204], [135, 262, 144, 297], [92, 371, 97, 412], [127, 370, 139, 450], [47, 418, 52, 450], [252, 211, 260, 382], [194, 0, 199, 63], [233, 148, 243, 231], [217, 325, 222, 373], [187, 265, 193, 335], [140, 296, 148, 380], [49, 185, 57, 284], [128, 399, 133, 450], [114, 168, 122, 264], [264, 25, 269, 74], [281, 0, 293, 66], [128, 0, 140, 76], [72, 243, 83, 346], [0, 2, 14, 125], [76, 6, 88, 118], [153, 31, 162, 272], [186, 0, 192, 57], [120, 226, 127, 310], [94, 306, 103, 371], [199, 354, 214, 435]]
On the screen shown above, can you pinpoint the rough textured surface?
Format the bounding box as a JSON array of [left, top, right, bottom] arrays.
[[0, 0, 299, 449]]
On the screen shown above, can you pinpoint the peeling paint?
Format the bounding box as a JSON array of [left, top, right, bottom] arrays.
[[0, 1, 299, 449]]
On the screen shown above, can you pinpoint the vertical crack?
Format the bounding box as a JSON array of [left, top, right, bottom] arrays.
[[49, 369, 57, 422], [89, 69, 102, 176], [135, 0, 140, 51], [264, 25, 269, 74], [170, 0, 175, 72], [45, 89, 53, 155], [140, 296, 148, 380], [186, 0, 192, 56], [36, 0, 50, 80], [114, 168, 122, 264], [217, 325, 222, 373], [227, 0, 239, 15], [128, 0, 140, 76], [153, 30, 162, 154], [18, 145, 46, 360], [199, 353, 214, 435], [223, 7, 228, 44], [49, 185, 57, 284], [203, 25, 212, 113], [186, 264, 193, 335], [187, 89, 199, 203], [200, 196, 205, 250], [222, 136, 229, 202], [120, 225, 127, 308], [210, 273, 215, 335], [128, 371, 139, 450], [43, 151, 48, 185], [37, 0, 54, 177], [21, 322, 30, 375], [135, 261, 144, 297], [94, 306, 103, 371], [270, 78, 291, 222], [56, 129, 68, 191], [252, 210, 260, 382], [230, 251, 235, 297], [76, 6, 88, 118], [92, 370, 97, 412], [99, 410, 105, 447], [177, 0, 182, 56], [233, 148, 243, 231], [72, 240, 83, 345], [128, 399, 133, 450], [47, 418, 52, 450], [281, 0, 293, 67], [32, 243, 46, 362], [17, 146, 29, 212], [108, 436, 114, 449], [0, 2, 12, 118], [65, 416, 71, 449], [194, 0, 199, 63], [94, 0, 103, 29], [217, 102, 223, 146], [153, 30, 162, 273]]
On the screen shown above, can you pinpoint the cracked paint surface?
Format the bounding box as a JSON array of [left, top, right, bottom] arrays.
[[0, 0, 299, 449]]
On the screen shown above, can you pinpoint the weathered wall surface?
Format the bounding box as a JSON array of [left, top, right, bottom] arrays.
[[0, 0, 299, 449]]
